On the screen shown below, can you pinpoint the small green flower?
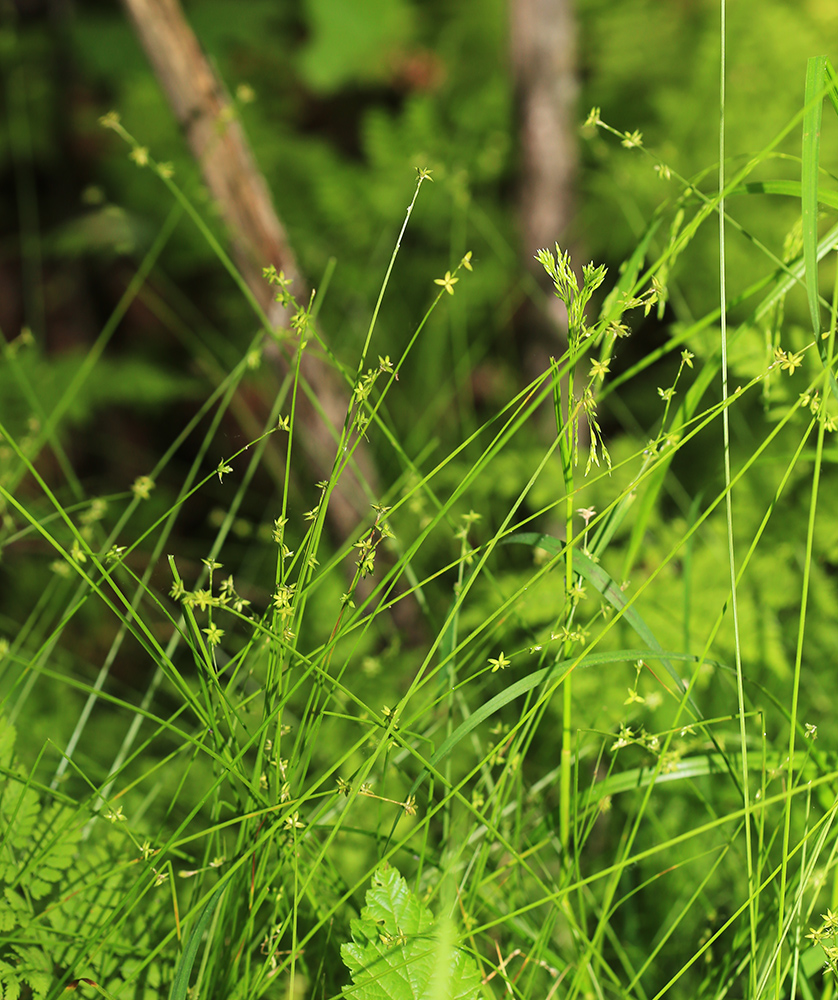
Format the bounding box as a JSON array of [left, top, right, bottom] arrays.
[[191, 589, 213, 611], [774, 347, 804, 374], [216, 460, 233, 483], [608, 320, 631, 339], [621, 129, 643, 149], [589, 358, 611, 380], [611, 724, 635, 751], [203, 624, 224, 647], [272, 584, 295, 611], [782, 351, 804, 374], [434, 271, 459, 295], [131, 475, 155, 500], [129, 146, 149, 167], [805, 926, 824, 946], [80, 498, 107, 525], [489, 651, 511, 673], [283, 811, 304, 831]]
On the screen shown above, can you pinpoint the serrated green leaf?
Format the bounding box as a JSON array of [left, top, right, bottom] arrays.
[[0, 908, 14, 935], [341, 866, 480, 1000], [27, 881, 50, 901], [0, 889, 29, 933], [0, 784, 39, 847], [22, 970, 49, 999], [0, 945, 51, 1000], [32, 864, 65, 885], [23, 805, 82, 893], [0, 966, 22, 1000]]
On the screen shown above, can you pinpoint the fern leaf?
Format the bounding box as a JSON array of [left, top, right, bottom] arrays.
[[341, 866, 480, 1000]]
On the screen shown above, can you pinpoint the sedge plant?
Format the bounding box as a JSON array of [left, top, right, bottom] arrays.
[[5, 45, 838, 1000]]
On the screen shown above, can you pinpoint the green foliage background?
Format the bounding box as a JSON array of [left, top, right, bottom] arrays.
[[3, 0, 838, 998]]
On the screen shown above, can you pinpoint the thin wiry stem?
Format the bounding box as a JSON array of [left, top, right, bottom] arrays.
[[717, 0, 758, 990]]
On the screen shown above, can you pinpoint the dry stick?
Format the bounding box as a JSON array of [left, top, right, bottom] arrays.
[[510, 0, 577, 335], [118, 0, 377, 539], [509, 0, 587, 456]]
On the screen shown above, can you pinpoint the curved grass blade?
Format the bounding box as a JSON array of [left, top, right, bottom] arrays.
[[169, 883, 226, 1000], [802, 56, 838, 404]]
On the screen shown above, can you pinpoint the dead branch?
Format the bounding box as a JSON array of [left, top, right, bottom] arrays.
[[119, 0, 376, 538], [510, 0, 578, 335]]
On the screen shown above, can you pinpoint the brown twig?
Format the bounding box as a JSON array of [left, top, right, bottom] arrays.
[[118, 0, 377, 539], [510, 0, 577, 335]]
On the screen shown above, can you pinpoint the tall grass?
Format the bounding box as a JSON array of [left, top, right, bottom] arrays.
[[3, 45, 838, 1000]]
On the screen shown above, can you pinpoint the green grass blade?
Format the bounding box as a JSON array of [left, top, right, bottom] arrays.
[[802, 56, 827, 338], [168, 883, 227, 1000]]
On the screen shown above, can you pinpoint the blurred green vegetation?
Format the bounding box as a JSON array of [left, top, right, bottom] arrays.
[[3, 0, 835, 420], [0, 0, 835, 792], [2, 0, 837, 849], [3, 2, 838, 995]]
